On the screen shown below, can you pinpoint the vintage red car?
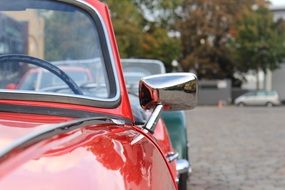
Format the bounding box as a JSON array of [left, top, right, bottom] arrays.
[[0, 0, 198, 189]]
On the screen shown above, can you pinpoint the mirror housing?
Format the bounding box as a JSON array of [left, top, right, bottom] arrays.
[[139, 73, 198, 111]]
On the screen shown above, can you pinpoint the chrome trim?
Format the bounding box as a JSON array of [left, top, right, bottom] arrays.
[[176, 159, 190, 175], [130, 134, 145, 145], [175, 177, 179, 183], [0, 0, 121, 108], [0, 90, 119, 108], [166, 152, 179, 163], [143, 104, 163, 133]]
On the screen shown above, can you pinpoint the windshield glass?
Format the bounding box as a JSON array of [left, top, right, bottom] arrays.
[[0, 0, 111, 99]]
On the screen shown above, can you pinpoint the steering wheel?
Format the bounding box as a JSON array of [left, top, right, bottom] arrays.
[[0, 54, 84, 95]]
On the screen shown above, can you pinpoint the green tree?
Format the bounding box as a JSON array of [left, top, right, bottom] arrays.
[[104, 0, 144, 58], [177, 0, 285, 88], [178, 0, 242, 80], [140, 26, 181, 71], [105, 0, 181, 71], [235, 6, 285, 89], [133, 0, 183, 29]]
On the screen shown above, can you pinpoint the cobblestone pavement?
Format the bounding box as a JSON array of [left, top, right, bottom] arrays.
[[186, 106, 285, 190]]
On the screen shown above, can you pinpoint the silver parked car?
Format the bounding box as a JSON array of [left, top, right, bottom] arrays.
[[235, 90, 280, 107]]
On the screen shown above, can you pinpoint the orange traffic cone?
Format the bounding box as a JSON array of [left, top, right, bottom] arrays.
[[218, 100, 224, 108]]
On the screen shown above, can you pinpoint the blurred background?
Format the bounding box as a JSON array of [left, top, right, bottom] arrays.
[[105, 0, 285, 106], [106, 1, 285, 189]]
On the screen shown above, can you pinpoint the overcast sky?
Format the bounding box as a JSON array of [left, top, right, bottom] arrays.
[[270, 0, 285, 6]]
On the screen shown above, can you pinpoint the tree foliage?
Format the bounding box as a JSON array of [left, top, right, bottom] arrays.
[[104, 0, 144, 58], [133, 0, 183, 29], [234, 5, 285, 89], [178, 0, 252, 79], [177, 0, 285, 86], [104, 0, 181, 71], [235, 6, 285, 73], [140, 27, 181, 71]]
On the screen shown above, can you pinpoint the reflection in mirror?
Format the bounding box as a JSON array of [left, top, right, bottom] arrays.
[[139, 73, 198, 111]]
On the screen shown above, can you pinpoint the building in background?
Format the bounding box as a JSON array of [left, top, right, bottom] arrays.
[[198, 80, 232, 105], [0, 11, 45, 88], [0, 13, 28, 87], [271, 5, 285, 103], [4, 11, 45, 59]]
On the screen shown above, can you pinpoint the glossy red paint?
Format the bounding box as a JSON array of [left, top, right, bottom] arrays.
[[0, 112, 71, 125], [0, 112, 178, 185], [86, 0, 134, 122], [0, 118, 176, 190], [153, 119, 177, 177]]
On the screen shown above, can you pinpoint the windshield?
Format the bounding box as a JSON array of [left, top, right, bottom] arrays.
[[0, 0, 112, 100]]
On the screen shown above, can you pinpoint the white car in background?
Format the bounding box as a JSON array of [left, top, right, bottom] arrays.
[[235, 90, 280, 107]]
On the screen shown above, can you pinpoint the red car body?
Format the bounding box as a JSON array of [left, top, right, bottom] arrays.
[[0, 112, 176, 190], [0, 1, 177, 189]]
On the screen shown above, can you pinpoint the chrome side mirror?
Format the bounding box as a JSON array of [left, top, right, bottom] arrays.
[[139, 73, 198, 111]]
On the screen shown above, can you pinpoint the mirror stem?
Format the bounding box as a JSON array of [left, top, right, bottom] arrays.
[[143, 104, 163, 134]]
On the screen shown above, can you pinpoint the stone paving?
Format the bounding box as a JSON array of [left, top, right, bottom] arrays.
[[186, 106, 285, 190]]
